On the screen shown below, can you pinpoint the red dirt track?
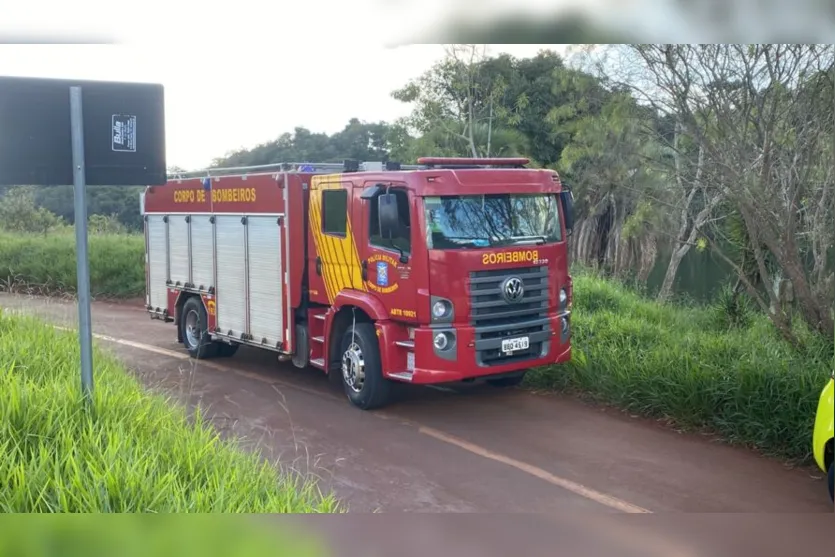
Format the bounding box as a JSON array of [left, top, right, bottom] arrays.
[[1, 293, 831, 553]]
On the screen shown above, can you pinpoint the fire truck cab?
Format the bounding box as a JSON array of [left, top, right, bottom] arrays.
[[141, 157, 575, 410]]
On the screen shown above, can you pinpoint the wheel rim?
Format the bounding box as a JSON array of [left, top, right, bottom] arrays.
[[184, 309, 202, 349], [341, 342, 366, 393]]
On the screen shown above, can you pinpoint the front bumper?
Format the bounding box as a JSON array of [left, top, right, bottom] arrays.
[[384, 312, 571, 384]]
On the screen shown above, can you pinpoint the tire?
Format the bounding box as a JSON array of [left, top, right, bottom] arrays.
[[828, 463, 833, 503], [179, 297, 218, 359], [339, 322, 391, 410], [486, 371, 526, 388]]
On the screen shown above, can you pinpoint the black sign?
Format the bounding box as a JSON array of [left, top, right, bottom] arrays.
[[0, 76, 166, 186]]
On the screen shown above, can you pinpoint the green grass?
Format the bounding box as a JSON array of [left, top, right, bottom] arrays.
[[0, 231, 144, 299], [528, 271, 833, 464], [0, 515, 330, 556], [0, 309, 341, 512]]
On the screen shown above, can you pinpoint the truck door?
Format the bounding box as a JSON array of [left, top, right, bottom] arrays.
[[308, 176, 363, 305], [358, 183, 418, 323]]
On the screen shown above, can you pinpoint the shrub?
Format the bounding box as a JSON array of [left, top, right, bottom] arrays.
[[528, 271, 832, 463]]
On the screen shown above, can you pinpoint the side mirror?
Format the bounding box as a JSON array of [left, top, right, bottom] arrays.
[[378, 193, 400, 239], [560, 190, 575, 236]]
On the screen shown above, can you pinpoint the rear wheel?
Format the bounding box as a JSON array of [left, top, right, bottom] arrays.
[[179, 297, 237, 359], [486, 371, 526, 388], [339, 322, 391, 410]]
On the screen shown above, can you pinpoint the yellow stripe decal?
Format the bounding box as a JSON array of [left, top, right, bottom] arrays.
[[308, 175, 367, 303], [309, 189, 336, 302]]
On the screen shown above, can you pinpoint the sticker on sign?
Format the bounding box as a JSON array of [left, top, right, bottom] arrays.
[[112, 114, 137, 152], [501, 336, 529, 354]]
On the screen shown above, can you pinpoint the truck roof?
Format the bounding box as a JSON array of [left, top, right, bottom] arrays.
[[165, 157, 564, 196]]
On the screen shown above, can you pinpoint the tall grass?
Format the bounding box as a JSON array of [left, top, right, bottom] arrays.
[[528, 271, 833, 463], [0, 309, 341, 512], [0, 231, 144, 299]]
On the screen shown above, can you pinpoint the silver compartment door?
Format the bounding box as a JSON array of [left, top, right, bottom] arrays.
[[247, 216, 285, 348], [190, 215, 214, 291], [146, 215, 168, 311], [168, 215, 190, 286], [215, 215, 247, 337]]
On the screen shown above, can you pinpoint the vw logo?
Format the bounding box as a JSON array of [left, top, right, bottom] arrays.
[[501, 276, 525, 303]]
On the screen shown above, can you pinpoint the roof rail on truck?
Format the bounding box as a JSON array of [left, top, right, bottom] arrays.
[[167, 162, 344, 180], [167, 160, 425, 181], [166, 157, 529, 181]]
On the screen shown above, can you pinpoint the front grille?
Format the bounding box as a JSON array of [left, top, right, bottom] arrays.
[[469, 266, 552, 366]]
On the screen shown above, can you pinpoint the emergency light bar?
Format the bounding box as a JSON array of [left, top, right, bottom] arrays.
[[417, 157, 530, 168]]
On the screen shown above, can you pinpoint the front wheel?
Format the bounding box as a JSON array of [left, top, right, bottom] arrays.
[[339, 322, 391, 410]]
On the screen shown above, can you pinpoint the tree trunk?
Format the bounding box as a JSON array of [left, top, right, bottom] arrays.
[[779, 252, 835, 339], [637, 234, 657, 283], [486, 99, 493, 158], [467, 85, 479, 158], [658, 245, 687, 302]]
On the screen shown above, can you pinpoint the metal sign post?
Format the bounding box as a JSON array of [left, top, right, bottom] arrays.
[[69, 86, 94, 402], [0, 75, 167, 405]]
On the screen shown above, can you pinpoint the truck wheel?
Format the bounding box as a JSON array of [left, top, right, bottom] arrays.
[[180, 297, 218, 359], [486, 371, 526, 388], [339, 322, 391, 410], [828, 463, 833, 503]]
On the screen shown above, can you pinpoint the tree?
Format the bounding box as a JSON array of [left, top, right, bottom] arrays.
[[211, 119, 398, 167], [614, 44, 835, 339], [0, 186, 66, 234], [391, 45, 533, 159], [558, 87, 674, 282]]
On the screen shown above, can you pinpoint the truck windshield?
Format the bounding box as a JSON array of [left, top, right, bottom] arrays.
[[424, 194, 562, 250]]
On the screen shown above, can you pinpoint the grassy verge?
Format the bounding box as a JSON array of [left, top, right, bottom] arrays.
[[0, 231, 144, 299], [528, 272, 833, 464], [0, 309, 341, 512], [0, 515, 330, 557]]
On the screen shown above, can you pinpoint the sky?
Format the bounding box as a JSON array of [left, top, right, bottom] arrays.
[[4, 0, 824, 171], [0, 41, 561, 171]]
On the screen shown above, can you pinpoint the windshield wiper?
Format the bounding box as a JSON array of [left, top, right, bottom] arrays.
[[495, 235, 547, 246], [438, 236, 492, 247]]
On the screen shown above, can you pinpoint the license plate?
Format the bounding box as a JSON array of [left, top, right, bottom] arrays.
[[501, 336, 530, 354]]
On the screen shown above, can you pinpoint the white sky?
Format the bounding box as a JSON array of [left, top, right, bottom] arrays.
[[5, 0, 820, 170], [0, 37, 561, 170], [2, 0, 830, 168]]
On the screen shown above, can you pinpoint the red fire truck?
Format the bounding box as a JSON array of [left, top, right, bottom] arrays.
[[141, 157, 575, 409]]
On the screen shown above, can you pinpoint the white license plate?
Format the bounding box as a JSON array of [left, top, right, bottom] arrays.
[[501, 336, 530, 354]]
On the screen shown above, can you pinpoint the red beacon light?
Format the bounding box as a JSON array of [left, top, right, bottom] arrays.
[[417, 157, 530, 168]]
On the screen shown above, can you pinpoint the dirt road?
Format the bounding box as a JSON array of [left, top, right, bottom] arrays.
[[1, 293, 831, 518]]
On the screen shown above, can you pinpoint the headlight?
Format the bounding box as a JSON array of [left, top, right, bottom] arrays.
[[559, 288, 568, 307], [433, 332, 450, 350], [432, 300, 450, 319]]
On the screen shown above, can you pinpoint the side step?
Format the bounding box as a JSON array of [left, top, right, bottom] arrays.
[[310, 358, 326, 370]]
